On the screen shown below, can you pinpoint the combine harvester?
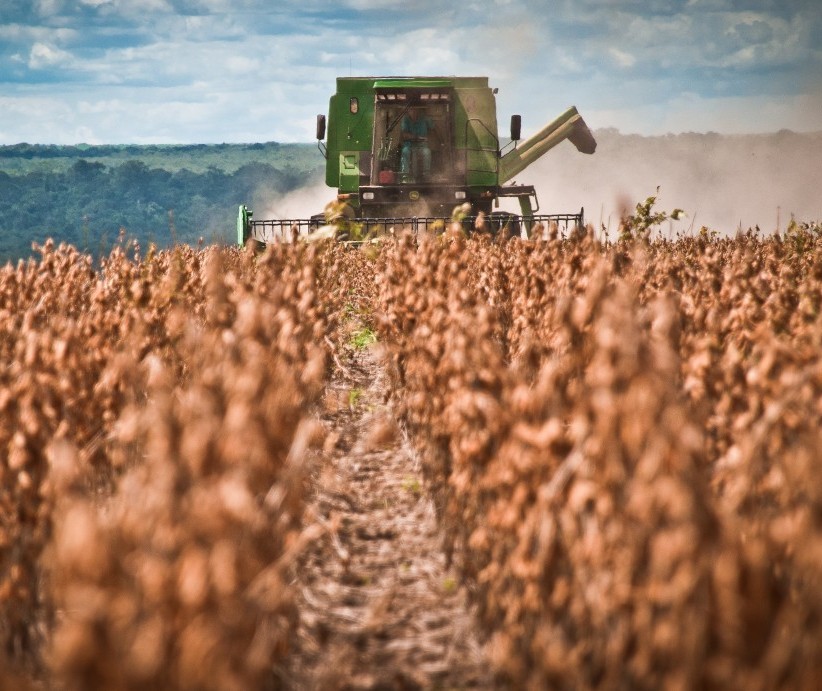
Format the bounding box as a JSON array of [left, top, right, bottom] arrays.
[[237, 76, 596, 244]]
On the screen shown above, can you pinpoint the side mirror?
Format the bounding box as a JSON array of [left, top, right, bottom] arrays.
[[510, 114, 521, 142], [316, 114, 326, 141]]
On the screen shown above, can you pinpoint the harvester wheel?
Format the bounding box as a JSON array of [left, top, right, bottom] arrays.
[[488, 211, 521, 239], [308, 213, 325, 233], [245, 237, 263, 252], [324, 201, 356, 223]]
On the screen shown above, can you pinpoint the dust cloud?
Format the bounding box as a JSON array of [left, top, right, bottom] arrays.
[[518, 129, 822, 236], [254, 180, 335, 222], [246, 130, 821, 237]]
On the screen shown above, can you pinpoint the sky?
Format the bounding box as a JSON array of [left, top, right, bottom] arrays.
[[0, 0, 820, 144]]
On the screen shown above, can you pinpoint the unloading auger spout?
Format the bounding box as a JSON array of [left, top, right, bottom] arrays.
[[498, 106, 596, 184]]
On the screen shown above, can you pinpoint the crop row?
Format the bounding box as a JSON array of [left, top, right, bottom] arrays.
[[4, 225, 822, 689], [377, 228, 822, 689], [0, 239, 366, 688]]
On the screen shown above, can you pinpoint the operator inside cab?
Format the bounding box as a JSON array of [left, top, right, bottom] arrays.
[[400, 108, 434, 182]]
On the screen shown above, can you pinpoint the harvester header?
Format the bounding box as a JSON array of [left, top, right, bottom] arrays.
[[238, 76, 597, 244]]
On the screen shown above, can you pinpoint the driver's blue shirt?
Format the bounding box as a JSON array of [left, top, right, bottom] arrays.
[[402, 114, 433, 141]]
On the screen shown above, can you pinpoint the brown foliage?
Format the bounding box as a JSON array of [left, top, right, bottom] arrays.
[[379, 229, 822, 689], [2, 240, 331, 688], [6, 226, 822, 689]]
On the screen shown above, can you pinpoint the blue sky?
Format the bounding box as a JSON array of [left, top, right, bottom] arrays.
[[0, 0, 820, 144]]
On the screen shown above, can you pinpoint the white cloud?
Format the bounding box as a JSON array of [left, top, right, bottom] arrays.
[[182, 14, 246, 37], [728, 17, 774, 44], [685, 0, 731, 9], [28, 42, 75, 69], [73, 125, 102, 144], [80, 0, 174, 13], [339, 0, 407, 7], [622, 12, 695, 46], [192, 0, 239, 10], [224, 56, 261, 74], [555, 52, 585, 74], [36, 0, 65, 15], [0, 25, 78, 42], [609, 48, 636, 69]]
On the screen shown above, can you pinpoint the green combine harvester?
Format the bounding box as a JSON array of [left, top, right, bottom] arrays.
[[237, 76, 596, 244]]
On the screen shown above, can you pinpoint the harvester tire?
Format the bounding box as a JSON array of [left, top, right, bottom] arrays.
[[324, 201, 356, 224], [309, 213, 325, 233], [245, 237, 263, 253], [488, 212, 521, 239]]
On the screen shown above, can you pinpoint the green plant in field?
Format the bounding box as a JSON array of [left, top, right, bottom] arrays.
[[343, 301, 359, 320], [620, 187, 684, 241], [348, 388, 364, 408], [442, 576, 458, 594], [320, 199, 383, 243], [350, 326, 377, 349], [401, 475, 422, 496], [360, 242, 381, 261], [343, 300, 373, 323], [784, 216, 821, 257]]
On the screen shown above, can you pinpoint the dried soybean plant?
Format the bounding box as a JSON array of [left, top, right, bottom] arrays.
[[6, 224, 822, 689], [0, 241, 145, 672], [377, 229, 822, 689], [47, 242, 331, 690], [2, 239, 337, 688]]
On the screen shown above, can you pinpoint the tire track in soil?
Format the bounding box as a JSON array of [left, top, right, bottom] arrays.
[[287, 348, 494, 689]]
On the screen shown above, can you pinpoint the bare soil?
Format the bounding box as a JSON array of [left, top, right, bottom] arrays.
[[286, 347, 493, 689]]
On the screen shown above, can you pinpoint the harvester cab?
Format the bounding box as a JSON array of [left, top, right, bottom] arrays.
[[238, 76, 596, 245]]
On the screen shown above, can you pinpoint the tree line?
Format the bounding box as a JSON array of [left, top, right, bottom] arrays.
[[0, 153, 323, 262]]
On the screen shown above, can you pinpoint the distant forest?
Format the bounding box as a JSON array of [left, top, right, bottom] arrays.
[[0, 142, 324, 262]]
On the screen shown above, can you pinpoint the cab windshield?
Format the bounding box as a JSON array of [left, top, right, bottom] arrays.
[[371, 90, 452, 185]]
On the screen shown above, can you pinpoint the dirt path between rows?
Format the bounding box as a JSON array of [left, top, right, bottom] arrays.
[[286, 347, 494, 689]]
